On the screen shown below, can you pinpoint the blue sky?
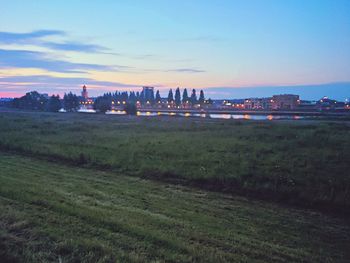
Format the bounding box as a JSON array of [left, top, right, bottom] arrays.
[[0, 0, 349, 100]]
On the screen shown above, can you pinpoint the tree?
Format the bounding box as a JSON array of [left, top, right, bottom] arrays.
[[190, 89, 197, 105], [175, 87, 181, 106], [155, 90, 161, 103], [167, 89, 174, 103], [199, 90, 205, 105], [129, 91, 136, 104], [63, 92, 80, 112], [94, 95, 111, 113], [124, 103, 137, 115], [12, 91, 48, 111], [47, 95, 61, 112], [182, 88, 189, 103]]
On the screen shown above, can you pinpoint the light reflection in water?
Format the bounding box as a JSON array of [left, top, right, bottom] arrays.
[[210, 114, 231, 119], [106, 110, 126, 115], [105, 111, 304, 120]]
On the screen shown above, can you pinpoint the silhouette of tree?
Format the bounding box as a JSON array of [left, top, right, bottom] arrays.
[[47, 95, 61, 112], [175, 87, 181, 106], [124, 103, 137, 115], [94, 95, 111, 113], [190, 89, 197, 105], [167, 89, 174, 103], [182, 88, 189, 103], [12, 91, 48, 111], [199, 90, 205, 105], [155, 90, 161, 103], [63, 92, 80, 112]]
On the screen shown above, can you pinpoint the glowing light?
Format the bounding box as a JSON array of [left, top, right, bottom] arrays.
[[267, 115, 273, 121]]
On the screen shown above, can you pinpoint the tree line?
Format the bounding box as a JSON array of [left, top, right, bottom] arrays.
[[8, 88, 211, 113], [93, 88, 210, 111], [10, 91, 80, 112]]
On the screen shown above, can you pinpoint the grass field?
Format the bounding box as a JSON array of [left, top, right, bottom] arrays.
[[1, 153, 350, 262], [0, 111, 349, 210], [0, 110, 350, 262]]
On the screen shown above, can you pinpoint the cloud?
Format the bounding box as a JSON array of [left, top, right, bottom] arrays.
[[0, 74, 164, 97], [0, 30, 65, 44], [41, 41, 108, 53], [0, 30, 165, 59], [0, 49, 121, 73], [0, 30, 109, 54], [166, 68, 206, 73], [0, 75, 138, 88]]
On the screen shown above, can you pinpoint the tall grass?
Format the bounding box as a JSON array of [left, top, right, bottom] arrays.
[[0, 111, 349, 211]]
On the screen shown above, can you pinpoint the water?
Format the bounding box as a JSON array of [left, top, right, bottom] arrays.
[[78, 108, 96, 113], [106, 110, 126, 115], [105, 110, 304, 120]]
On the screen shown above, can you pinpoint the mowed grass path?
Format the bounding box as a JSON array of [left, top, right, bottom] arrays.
[[0, 153, 350, 262]]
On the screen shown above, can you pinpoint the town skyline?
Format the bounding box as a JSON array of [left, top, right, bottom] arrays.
[[1, 0, 350, 100]]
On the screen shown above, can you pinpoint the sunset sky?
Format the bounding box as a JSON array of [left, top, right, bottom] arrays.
[[0, 0, 349, 100]]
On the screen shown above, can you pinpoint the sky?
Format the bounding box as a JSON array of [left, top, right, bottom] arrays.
[[0, 0, 349, 100]]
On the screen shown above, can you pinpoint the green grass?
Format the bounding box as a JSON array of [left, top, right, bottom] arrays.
[[1, 153, 350, 262], [0, 111, 349, 210]]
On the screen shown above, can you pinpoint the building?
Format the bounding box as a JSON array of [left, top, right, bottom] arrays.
[[79, 85, 94, 109], [298, 100, 317, 111], [244, 98, 272, 110], [316, 97, 345, 111], [81, 85, 88, 99], [271, 94, 300, 110], [142, 86, 155, 103]]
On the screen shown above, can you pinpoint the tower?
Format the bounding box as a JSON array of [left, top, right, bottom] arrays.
[[82, 85, 88, 99], [142, 86, 154, 102]]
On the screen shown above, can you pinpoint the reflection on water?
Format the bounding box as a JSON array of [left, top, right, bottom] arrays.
[[78, 108, 96, 113], [104, 110, 304, 120], [179, 112, 192, 117], [210, 114, 232, 119], [106, 110, 126, 115]]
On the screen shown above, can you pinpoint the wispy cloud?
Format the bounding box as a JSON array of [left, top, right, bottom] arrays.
[[0, 49, 120, 73], [166, 68, 206, 73], [0, 30, 168, 60], [0, 30, 65, 44], [0, 75, 138, 88], [0, 30, 109, 54], [41, 41, 108, 53], [0, 74, 164, 96]]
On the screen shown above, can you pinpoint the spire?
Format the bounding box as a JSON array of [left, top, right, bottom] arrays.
[[82, 85, 88, 99]]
